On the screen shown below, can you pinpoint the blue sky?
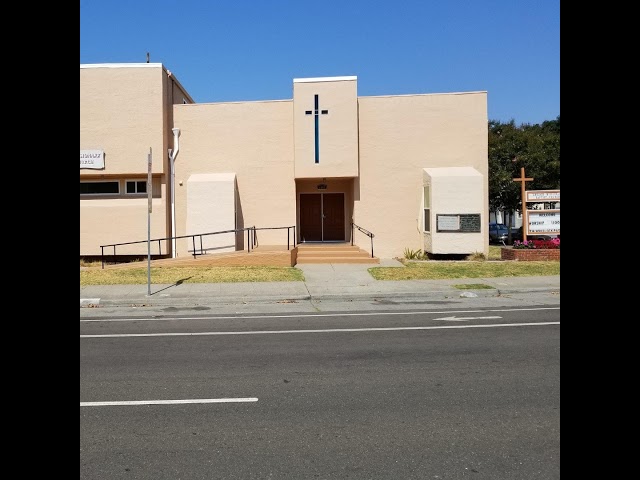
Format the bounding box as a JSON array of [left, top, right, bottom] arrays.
[[80, 0, 559, 126]]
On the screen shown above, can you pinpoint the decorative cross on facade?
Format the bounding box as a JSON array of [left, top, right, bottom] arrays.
[[305, 94, 329, 164], [513, 167, 533, 242]]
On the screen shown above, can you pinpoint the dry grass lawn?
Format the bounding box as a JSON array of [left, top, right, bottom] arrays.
[[368, 260, 559, 280], [80, 266, 305, 286], [80, 246, 559, 285]]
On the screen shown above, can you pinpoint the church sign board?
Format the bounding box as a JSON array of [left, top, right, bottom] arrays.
[[526, 209, 560, 235], [526, 189, 560, 202], [80, 150, 104, 169], [525, 189, 560, 236]]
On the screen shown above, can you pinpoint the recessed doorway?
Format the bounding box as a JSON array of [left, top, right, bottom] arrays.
[[299, 192, 345, 242]]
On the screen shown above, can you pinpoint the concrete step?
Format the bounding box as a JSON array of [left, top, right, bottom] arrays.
[[297, 244, 361, 250], [297, 249, 372, 257], [297, 248, 378, 263], [295, 243, 378, 264], [296, 256, 380, 264]]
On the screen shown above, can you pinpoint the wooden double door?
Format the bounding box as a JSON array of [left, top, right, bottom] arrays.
[[299, 193, 345, 242]]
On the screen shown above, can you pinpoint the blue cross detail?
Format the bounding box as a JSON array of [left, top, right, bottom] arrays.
[[305, 94, 329, 164]]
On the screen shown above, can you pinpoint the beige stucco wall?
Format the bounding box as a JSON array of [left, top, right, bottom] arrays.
[[293, 77, 359, 178], [80, 64, 166, 175], [80, 64, 194, 256], [425, 167, 484, 254], [186, 173, 237, 253], [172, 100, 297, 257], [79, 179, 167, 255], [173, 88, 487, 259], [355, 92, 489, 258]]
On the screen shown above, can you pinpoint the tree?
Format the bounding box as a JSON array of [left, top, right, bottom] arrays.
[[488, 116, 560, 234]]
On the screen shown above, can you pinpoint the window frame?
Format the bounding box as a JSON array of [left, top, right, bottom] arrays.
[[125, 179, 148, 195], [80, 180, 120, 196], [423, 185, 431, 233]]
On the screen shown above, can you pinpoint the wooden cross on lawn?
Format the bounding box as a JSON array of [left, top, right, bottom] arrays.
[[513, 167, 533, 242]]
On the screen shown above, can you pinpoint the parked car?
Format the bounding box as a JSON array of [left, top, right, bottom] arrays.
[[488, 223, 509, 244], [511, 227, 558, 242]]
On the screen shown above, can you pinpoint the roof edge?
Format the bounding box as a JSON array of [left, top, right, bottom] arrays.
[[80, 63, 163, 69], [294, 76, 357, 83]]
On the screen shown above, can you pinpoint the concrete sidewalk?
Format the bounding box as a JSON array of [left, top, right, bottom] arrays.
[[80, 259, 560, 308]]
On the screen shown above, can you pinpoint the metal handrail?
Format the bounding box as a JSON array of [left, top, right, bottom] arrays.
[[351, 222, 375, 258], [99, 225, 296, 269], [251, 225, 297, 251]]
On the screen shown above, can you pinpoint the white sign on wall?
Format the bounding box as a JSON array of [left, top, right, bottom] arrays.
[[527, 210, 560, 235], [80, 150, 104, 169], [436, 215, 460, 231]]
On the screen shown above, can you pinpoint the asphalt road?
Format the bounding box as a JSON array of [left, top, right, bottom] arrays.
[[80, 306, 560, 479]]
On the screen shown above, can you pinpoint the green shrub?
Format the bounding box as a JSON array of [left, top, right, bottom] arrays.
[[466, 251, 486, 261], [403, 248, 428, 260]]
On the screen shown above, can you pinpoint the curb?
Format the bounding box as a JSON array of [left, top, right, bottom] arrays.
[[81, 286, 559, 308]]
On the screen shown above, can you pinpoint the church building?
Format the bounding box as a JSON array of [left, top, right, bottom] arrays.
[[81, 63, 489, 262]]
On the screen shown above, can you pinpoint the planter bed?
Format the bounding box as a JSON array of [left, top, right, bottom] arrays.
[[501, 248, 560, 261]]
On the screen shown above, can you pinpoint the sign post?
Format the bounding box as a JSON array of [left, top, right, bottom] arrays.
[[147, 148, 152, 296]]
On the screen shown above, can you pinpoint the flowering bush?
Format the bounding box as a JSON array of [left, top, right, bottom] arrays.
[[512, 238, 560, 250]]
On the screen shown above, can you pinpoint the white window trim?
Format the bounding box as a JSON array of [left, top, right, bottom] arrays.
[[125, 179, 148, 195], [423, 185, 431, 233]]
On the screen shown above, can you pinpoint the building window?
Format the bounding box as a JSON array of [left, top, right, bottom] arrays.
[[423, 185, 431, 232], [80, 181, 119, 195], [125, 180, 147, 194]]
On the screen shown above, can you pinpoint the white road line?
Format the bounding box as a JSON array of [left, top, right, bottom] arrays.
[[80, 321, 559, 338], [435, 316, 502, 321], [80, 398, 258, 407], [80, 306, 560, 322]]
